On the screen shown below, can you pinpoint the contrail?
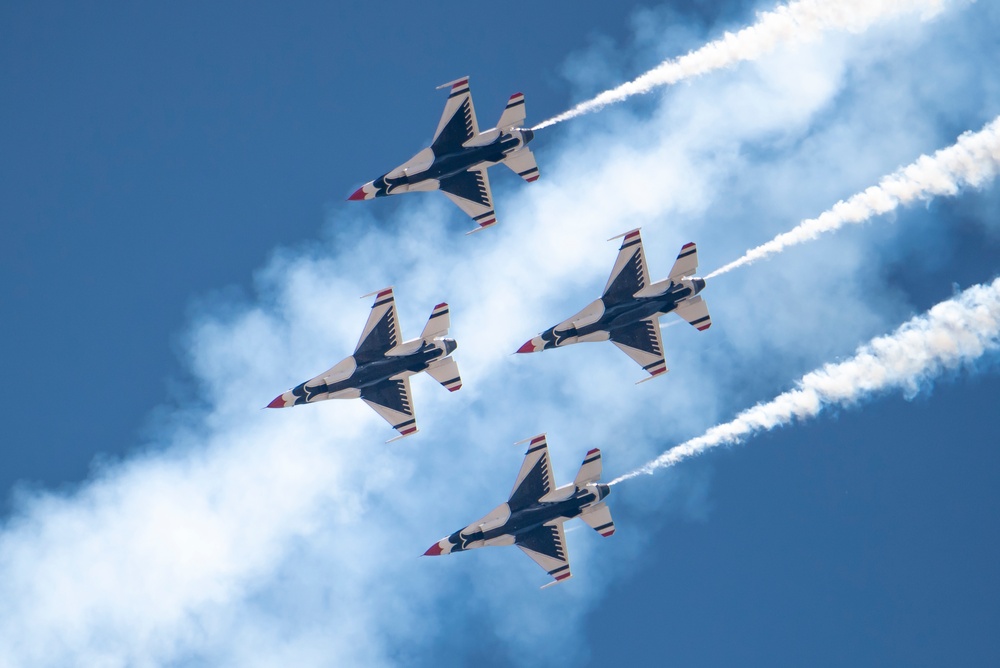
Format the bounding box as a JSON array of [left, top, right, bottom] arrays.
[[612, 275, 1000, 484], [533, 0, 944, 130], [707, 116, 1000, 278]]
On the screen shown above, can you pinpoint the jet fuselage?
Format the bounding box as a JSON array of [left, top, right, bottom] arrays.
[[291, 339, 456, 405], [542, 278, 707, 349], [371, 130, 534, 197], [444, 483, 611, 553]]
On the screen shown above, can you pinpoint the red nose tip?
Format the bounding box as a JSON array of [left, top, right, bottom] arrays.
[[423, 542, 443, 556], [266, 395, 286, 409], [516, 340, 536, 354], [347, 186, 367, 201]]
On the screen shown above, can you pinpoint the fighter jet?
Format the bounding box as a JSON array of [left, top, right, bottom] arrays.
[[424, 434, 614, 588], [348, 76, 539, 234], [516, 228, 711, 381], [267, 288, 461, 441]]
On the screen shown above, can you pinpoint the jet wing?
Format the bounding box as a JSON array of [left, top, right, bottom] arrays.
[[439, 167, 497, 232], [516, 520, 572, 587], [610, 317, 668, 380], [508, 435, 553, 512], [674, 295, 712, 331], [432, 77, 479, 154], [502, 146, 539, 183], [667, 242, 699, 281], [355, 288, 400, 364], [361, 377, 417, 441], [603, 229, 650, 305]]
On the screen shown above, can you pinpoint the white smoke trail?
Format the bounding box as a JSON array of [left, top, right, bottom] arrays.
[[707, 115, 1000, 278], [533, 0, 944, 130], [612, 275, 1000, 483]]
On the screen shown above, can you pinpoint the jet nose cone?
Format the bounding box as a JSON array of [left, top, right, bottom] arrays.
[[266, 395, 287, 409], [423, 542, 444, 556], [516, 339, 538, 354], [347, 185, 368, 201]]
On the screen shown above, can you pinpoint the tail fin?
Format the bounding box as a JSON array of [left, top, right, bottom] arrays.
[[496, 92, 526, 130], [425, 357, 462, 392], [580, 502, 616, 537], [574, 448, 603, 488], [420, 302, 451, 340], [667, 242, 699, 281]]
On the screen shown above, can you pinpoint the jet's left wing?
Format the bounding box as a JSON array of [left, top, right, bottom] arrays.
[[361, 377, 417, 441], [354, 288, 400, 363], [603, 229, 651, 305], [610, 317, 668, 381], [432, 77, 479, 154], [516, 520, 572, 588], [439, 167, 497, 233], [508, 435, 553, 512]]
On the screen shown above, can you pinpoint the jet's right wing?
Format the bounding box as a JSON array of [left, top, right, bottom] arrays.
[[354, 288, 400, 363], [516, 519, 572, 588], [439, 167, 497, 232], [610, 316, 668, 381], [432, 77, 479, 154], [361, 376, 417, 441], [502, 146, 540, 183], [603, 229, 651, 305], [508, 434, 553, 512]]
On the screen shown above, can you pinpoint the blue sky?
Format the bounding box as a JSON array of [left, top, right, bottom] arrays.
[[2, 1, 999, 666]]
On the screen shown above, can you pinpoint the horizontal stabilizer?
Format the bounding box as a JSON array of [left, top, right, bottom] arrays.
[[502, 146, 539, 183], [580, 502, 615, 537], [425, 356, 462, 392], [496, 92, 526, 131], [573, 448, 603, 487], [674, 295, 711, 331], [421, 302, 451, 339], [668, 242, 699, 281]]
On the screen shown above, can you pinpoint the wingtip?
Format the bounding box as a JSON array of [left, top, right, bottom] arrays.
[[516, 339, 540, 354]]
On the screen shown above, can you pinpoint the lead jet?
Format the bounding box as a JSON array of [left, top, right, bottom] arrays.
[[348, 76, 539, 234], [424, 434, 615, 588], [267, 288, 461, 441], [516, 228, 711, 381]]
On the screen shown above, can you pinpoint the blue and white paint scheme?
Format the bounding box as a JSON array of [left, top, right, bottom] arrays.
[[424, 434, 614, 588], [267, 288, 461, 441], [517, 228, 711, 381], [348, 76, 539, 233]]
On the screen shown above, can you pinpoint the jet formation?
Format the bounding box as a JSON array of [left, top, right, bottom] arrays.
[[424, 434, 614, 588], [267, 288, 461, 441], [517, 228, 711, 381], [348, 77, 539, 233], [268, 77, 719, 586]]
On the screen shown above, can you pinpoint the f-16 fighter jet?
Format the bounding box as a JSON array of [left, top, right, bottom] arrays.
[[424, 434, 614, 588], [517, 228, 711, 381], [267, 288, 461, 441], [348, 76, 539, 234]]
